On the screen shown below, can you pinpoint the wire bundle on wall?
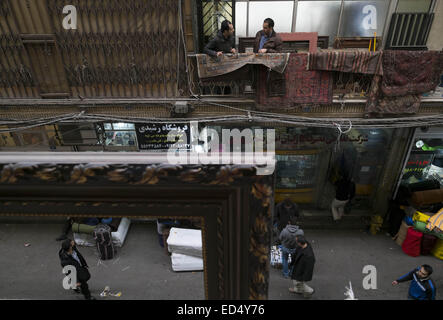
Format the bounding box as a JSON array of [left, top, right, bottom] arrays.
[[1, 110, 443, 134]]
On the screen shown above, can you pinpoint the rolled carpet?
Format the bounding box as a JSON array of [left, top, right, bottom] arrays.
[[72, 223, 96, 235]]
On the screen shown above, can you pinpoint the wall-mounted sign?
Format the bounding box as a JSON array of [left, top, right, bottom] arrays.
[[276, 128, 369, 150], [403, 152, 434, 174], [341, 1, 389, 37], [135, 123, 190, 150]]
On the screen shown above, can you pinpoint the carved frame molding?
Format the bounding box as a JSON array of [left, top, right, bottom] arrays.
[[0, 162, 274, 300]]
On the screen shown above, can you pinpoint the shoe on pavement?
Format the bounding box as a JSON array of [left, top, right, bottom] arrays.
[[288, 287, 303, 294], [303, 289, 315, 298]]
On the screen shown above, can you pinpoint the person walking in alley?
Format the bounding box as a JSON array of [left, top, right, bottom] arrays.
[[274, 198, 300, 234], [331, 174, 355, 221], [56, 217, 74, 241], [203, 20, 236, 57], [289, 235, 315, 298], [279, 216, 304, 278], [392, 265, 436, 300], [254, 18, 283, 53], [59, 239, 96, 300]]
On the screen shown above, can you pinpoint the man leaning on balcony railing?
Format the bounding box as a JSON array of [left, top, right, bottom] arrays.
[[203, 20, 237, 57], [253, 18, 283, 53]]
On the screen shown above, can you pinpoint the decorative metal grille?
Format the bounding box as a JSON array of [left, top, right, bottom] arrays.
[[46, 0, 188, 98], [0, 1, 37, 97], [198, 0, 234, 52]]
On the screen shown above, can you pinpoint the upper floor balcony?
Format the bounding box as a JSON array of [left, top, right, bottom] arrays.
[[187, 45, 443, 112], [0, 0, 442, 113]]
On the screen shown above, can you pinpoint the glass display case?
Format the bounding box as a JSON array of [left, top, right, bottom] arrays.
[[401, 138, 443, 187], [103, 123, 138, 148]]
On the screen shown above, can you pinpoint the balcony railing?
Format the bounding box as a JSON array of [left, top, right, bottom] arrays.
[[187, 53, 375, 99], [187, 52, 443, 104]]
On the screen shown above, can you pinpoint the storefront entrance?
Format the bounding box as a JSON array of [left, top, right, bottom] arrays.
[[274, 127, 393, 211], [396, 126, 443, 195], [205, 125, 394, 212]]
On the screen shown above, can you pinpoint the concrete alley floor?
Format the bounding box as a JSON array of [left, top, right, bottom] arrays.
[[0, 221, 441, 300], [0, 222, 205, 300], [270, 229, 442, 300]]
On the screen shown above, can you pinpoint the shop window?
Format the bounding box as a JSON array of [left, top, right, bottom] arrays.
[[58, 124, 98, 146], [234, 1, 293, 38], [9, 128, 49, 150], [401, 138, 443, 187], [396, 0, 432, 13], [274, 127, 393, 207], [205, 125, 271, 153], [276, 154, 319, 189], [0, 132, 16, 148], [295, 1, 341, 47], [248, 1, 294, 36], [103, 123, 137, 147], [235, 1, 247, 43]]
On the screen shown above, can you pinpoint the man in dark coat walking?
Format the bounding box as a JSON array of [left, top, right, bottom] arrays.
[[289, 236, 315, 297], [331, 175, 356, 221], [59, 239, 96, 300]]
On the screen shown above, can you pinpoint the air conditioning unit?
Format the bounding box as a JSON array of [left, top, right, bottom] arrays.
[[385, 13, 434, 50], [58, 123, 98, 145]]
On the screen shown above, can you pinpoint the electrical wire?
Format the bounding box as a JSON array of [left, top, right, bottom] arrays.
[[2, 112, 443, 134]]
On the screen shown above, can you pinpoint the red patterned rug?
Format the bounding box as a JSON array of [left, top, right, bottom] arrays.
[[381, 50, 442, 97], [366, 50, 443, 114], [256, 53, 333, 109], [307, 51, 383, 76]]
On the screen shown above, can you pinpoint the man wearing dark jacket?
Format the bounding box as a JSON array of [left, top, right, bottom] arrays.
[[279, 216, 304, 278], [274, 198, 300, 233], [59, 239, 95, 300], [331, 175, 356, 221], [254, 18, 283, 53], [289, 236, 315, 297], [203, 20, 236, 57], [392, 265, 436, 300]]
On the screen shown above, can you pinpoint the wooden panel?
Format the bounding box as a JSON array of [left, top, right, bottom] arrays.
[[279, 32, 318, 53], [333, 37, 382, 50]]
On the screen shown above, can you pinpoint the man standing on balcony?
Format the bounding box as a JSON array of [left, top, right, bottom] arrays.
[[203, 20, 236, 57], [254, 18, 283, 53]]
